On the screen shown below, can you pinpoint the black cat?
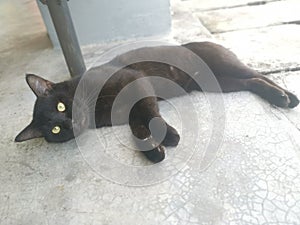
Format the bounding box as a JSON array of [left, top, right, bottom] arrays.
[[15, 42, 299, 163]]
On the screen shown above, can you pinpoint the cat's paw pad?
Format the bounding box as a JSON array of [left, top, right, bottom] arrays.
[[286, 91, 299, 108], [142, 146, 165, 163], [162, 125, 180, 147]]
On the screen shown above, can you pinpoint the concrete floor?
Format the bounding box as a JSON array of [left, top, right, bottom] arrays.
[[1, 0, 300, 224]]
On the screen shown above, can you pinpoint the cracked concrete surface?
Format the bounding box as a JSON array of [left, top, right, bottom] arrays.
[[197, 0, 300, 33], [1, 0, 300, 224]]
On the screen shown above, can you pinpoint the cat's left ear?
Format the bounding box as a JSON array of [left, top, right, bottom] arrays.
[[15, 121, 43, 142], [26, 74, 54, 97]]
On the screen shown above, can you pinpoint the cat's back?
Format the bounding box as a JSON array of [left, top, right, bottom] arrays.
[[111, 44, 196, 67]]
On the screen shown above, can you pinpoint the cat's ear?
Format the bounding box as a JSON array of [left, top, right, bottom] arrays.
[[26, 74, 54, 97], [15, 122, 43, 142]]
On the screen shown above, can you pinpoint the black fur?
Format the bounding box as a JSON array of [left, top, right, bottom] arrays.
[[15, 42, 299, 162]]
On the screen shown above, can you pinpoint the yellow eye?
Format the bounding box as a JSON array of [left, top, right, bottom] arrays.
[[52, 126, 61, 134], [57, 102, 66, 112]]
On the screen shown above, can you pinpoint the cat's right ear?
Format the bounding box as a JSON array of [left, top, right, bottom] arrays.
[[26, 74, 54, 97], [15, 122, 43, 142]]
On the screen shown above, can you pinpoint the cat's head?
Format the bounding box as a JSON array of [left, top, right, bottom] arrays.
[[15, 74, 88, 143]]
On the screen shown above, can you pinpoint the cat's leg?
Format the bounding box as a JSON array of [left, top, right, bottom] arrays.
[[217, 76, 297, 108], [250, 74, 299, 108], [218, 63, 299, 108], [184, 41, 297, 107], [222, 68, 299, 108], [129, 117, 166, 163], [129, 97, 180, 163]]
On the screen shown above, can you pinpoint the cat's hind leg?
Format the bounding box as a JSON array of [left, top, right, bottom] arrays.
[[251, 74, 299, 108], [210, 56, 299, 108], [184, 42, 298, 107], [217, 76, 298, 108]]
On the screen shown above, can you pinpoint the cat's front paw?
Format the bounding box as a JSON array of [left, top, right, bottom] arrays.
[[142, 145, 165, 163], [162, 125, 180, 147]]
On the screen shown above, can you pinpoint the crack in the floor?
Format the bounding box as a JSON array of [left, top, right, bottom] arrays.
[[282, 20, 300, 25], [247, 1, 268, 6], [210, 22, 299, 34], [193, 0, 282, 12], [279, 110, 300, 132], [261, 67, 300, 75]]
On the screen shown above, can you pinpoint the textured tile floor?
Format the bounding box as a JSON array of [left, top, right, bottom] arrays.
[[1, 0, 300, 224]]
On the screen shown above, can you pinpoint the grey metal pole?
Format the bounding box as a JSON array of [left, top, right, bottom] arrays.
[[41, 0, 86, 77]]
